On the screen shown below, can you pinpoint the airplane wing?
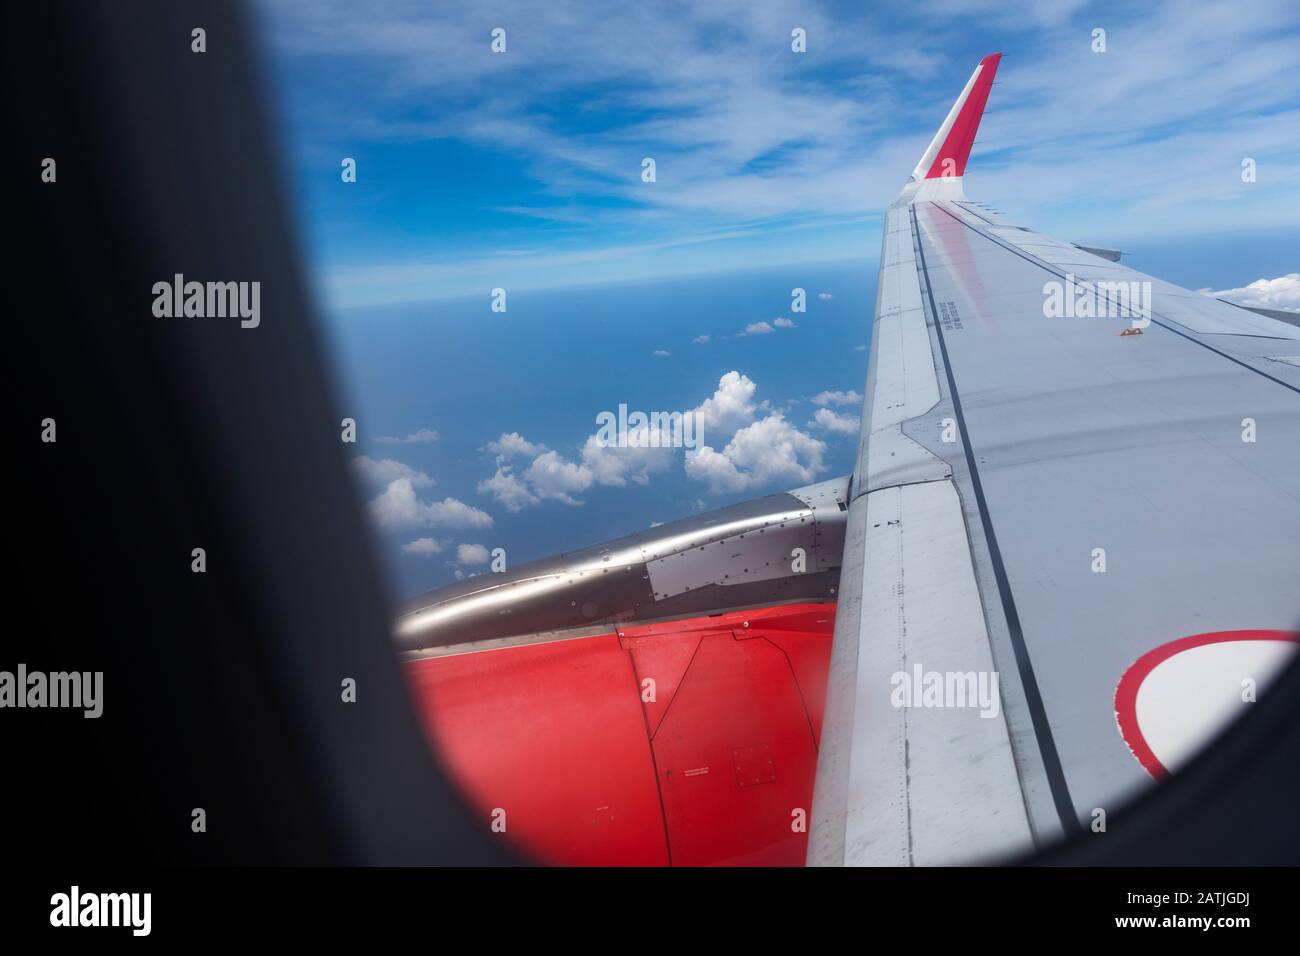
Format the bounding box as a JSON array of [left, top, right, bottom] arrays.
[[808, 53, 1300, 865]]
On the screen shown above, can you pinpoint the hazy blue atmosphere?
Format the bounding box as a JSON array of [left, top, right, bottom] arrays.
[[255, 0, 1300, 598], [321, 227, 1298, 598], [325, 260, 871, 595]]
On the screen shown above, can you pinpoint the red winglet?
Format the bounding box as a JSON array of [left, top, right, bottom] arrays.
[[924, 52, 1001, 180]]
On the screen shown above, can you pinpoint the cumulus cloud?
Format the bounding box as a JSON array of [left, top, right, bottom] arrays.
[[352, 455, 435, 488], [693, 334, 711, 344], [1203, 273, 1300, 312], [811, 407, 861, 436], [686, 413, 827, 493], [477, 370, 826, 508], [377, 428, 439, 444], [485, 432, 547, 459], [811, 389, 863, 407], [653, 349, 672, 357], [477, 466, 540, 512], [581, 431, 676, 487], [773, 317, 797, 328], [744, 321, 774, 335], [456, 543, 491, 565], [402, 537, 445, 556], [480, 424, 680, 509], [691, 371, 759, 434], [691, 370, 765, 435], [369, 478, 493, 530], [523, 450, 593, 505]]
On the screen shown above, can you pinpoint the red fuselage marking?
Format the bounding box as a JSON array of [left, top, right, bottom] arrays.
[[1113, 629, 1299, 780]]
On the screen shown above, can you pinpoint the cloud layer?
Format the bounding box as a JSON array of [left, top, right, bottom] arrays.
[[264, 0, 1300, 304], [1206, 273, 1300, 312], [475, 370, 857, 509]]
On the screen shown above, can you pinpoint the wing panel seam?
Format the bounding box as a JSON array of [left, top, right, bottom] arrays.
[[910, 202, 1083, 837]]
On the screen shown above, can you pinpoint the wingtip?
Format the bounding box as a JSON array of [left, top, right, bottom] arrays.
[[923, 53, 1001, 181], [897, 52, 1003, 202]]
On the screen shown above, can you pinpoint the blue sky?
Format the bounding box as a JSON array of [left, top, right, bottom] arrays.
[[254, 0, 1300, 596]]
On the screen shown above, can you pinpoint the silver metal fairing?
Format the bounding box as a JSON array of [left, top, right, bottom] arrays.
[[395, 476, 850, 651]]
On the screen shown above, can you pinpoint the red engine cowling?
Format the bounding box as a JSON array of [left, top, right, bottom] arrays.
[[405, 602, 835, 866]]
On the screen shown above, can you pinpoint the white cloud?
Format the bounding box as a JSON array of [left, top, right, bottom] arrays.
[[352, 455, 434, 487], [377, 428, 439, 444], [693, 334, 711, 344], [477, 466, 540, 512], [811, 389, 863, 407], [818, 292, 834, 301], [456, 543, 491, 565], [369, 478, 493, 530], [485, 431, 548, 459], [773, 317, 797, 328], [580, 430, 677, 487], [480, 417, 683, 509], [853, 344, 867, 352], [744, 321, 774, 335], [690, 370, 764, 435], [653, 349, 672, 357], [1203, 273, 1300, 312], [476, 370, 830, 507], [523, 450, 593, 505], [686, 413, 827, 493], [811, 407, 861, 435], [402, 537, 445, 556], [423, 497, 492, 527], [684, 445, 749, 493]]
